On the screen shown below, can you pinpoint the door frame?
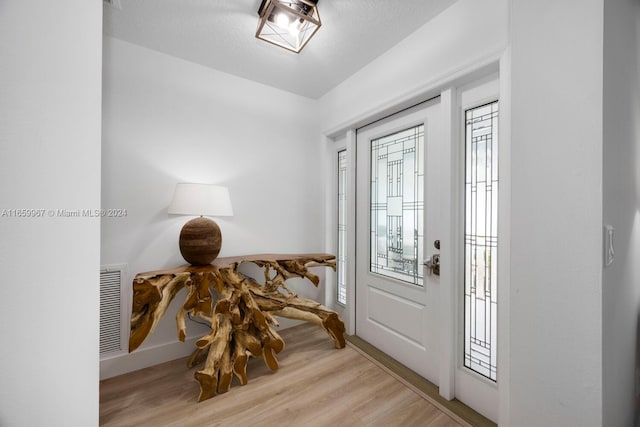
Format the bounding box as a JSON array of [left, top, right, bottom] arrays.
[[322, 55, 511, 424]]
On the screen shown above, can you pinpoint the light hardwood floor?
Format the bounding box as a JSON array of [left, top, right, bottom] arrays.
[[100, 324, 465, 427]]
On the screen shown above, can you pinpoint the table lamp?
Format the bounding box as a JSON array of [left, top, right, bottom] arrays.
[[168, 183, 233, 266]]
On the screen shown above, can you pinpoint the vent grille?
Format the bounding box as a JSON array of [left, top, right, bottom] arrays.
[[100, 266, 125, 355]]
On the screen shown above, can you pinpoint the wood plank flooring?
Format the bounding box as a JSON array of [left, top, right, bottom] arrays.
[[100, 324, 464, 427]]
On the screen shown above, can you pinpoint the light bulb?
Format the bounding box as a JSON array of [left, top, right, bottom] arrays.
[[275, 13, 290, 29]]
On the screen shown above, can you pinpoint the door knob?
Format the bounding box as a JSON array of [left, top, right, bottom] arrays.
[[423, 254, 440, 276]]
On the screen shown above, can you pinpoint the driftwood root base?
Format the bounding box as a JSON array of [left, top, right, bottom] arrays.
[[129, 254, 345, 402]]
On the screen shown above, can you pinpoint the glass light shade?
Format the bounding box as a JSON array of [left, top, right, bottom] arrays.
[[256, 0, 321, 53], [168, 183, 233, 217]]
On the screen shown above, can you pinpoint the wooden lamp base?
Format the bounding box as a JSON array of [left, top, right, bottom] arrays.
[[179, 217, 222, 266]]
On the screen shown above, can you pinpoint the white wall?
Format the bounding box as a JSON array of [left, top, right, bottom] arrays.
[[0, 1, 102, 426], [101, 37, 327, 377], [602, 0, 640, 425], [319, 0, 508, 134], [509, 1, 604, 425]]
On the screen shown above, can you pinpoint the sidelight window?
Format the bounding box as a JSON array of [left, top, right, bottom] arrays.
[[337, 149, 347, 305], [463, 101, 499, 381]]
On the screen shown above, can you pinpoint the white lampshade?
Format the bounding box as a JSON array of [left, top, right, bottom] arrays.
[[168, 183, 233, 217]]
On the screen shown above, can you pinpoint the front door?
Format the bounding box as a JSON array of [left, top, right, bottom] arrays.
[[355, 98, 442, 384], [354, 79, 500, 422]]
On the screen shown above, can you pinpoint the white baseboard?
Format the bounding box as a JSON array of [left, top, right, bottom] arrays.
[[100, 336, 201, 380], [100, 318, 304, 380]]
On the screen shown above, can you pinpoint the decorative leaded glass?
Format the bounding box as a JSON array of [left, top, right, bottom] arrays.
[[370, 125, 424, 286], [337, 150, 347, 305], [464, 101, 499, 381]]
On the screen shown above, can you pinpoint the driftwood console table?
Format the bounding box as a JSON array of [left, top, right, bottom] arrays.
[[129, 253, 346, 402]]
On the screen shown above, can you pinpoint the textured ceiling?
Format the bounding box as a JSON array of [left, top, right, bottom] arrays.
[[103, 0, 457, 99]]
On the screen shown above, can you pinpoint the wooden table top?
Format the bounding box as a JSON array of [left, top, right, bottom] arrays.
[[135, 253, 335, 278]]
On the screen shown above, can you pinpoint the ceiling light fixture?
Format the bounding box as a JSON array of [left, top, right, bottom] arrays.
[[256, 0, 321, 54]]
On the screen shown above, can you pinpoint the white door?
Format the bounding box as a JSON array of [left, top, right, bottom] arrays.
[[354, 80, 500, 422], [355, 98, 442, 384]]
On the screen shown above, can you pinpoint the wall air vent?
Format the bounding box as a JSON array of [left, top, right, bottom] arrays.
[[103, 0, 122, 10], [100, 265, 127, 356]]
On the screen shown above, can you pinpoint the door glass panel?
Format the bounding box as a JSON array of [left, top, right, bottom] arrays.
[[370, 125, 424, 286], [464, 101, 499, 381], [337, 149, 347, 305]]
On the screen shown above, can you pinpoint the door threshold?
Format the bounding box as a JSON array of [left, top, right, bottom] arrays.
[[346, 334, 496, 427]]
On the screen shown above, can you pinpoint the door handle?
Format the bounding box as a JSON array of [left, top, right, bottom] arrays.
[[423, 254, 440, 276]]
